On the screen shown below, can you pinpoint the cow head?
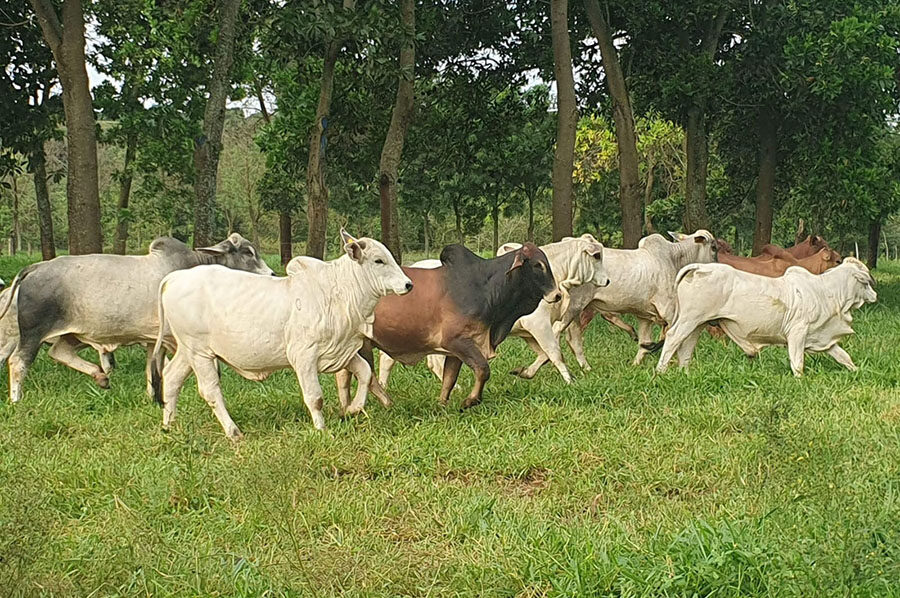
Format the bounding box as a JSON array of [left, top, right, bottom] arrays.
[[559, 236, 610, 289], [507, 242, 561, 303], [340, 228, 412, 296], [198, 233, 274, 275], [668, 229, 718, 263], [809, 248, 843, 274], [838, 257, 877, 307]]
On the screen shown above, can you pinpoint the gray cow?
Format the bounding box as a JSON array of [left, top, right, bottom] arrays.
[[3, 233, 273, 403]]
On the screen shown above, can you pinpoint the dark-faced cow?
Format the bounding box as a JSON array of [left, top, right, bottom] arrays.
[[5, 233, 272, 403], [338, 242, 560, 410]]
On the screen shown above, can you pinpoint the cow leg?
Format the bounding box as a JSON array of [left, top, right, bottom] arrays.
[[530, 319, 572, 383], [565, 323, 591, 371], [368, 374, 393, 408], [191, 355, 242, 439], [0, 337, 17, 373], [162, 350, 193, 431], [378, 352, 396, 388], [656, 320, 701, 373], [602, 313, 638, 341], [8, 340, 40, 403], [288, 353, 326, 431], [335, 369, 353, 415], [632, 319, 656, 365], [426, 354, 445, 380], [786, 331, 808, 377], [446, 339, 490, 410], [675, 326, 704, 369], [99, 350, 116, 374], [342, 353, 373, 416], [826, 345, 858, 372], [511, 337, 550, 380], [438, 356, 463, 405], [47, 336, 109, 388]]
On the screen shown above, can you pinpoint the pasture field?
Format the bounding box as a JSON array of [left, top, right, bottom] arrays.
[[1, 254, 899, 598]]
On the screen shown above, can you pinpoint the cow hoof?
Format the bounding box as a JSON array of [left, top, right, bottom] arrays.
[[94, 374, 110, 389], [226, 427, 244, 440]]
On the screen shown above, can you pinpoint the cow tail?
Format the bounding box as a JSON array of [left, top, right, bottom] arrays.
[[640, 264, 700, 353], [0, 265, 34, 322], [150, 278, 169, 405]]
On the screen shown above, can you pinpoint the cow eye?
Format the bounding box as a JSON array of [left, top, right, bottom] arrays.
[[375, 258, 385, 265]]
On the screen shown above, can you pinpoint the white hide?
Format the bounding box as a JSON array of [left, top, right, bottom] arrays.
[[656, 257, 877, 376], [155, 235, 411, 438], [564, 229, 718, 365]]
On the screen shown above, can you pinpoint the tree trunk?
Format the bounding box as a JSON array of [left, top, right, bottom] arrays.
[[378, 0, 415, 262], [33, 144, 56, 260], [491, 202, 500, 251], [31, 0, 102, 254], [9, 173, 19, 255], [527, 189, 535, 242], [550, 0, 576, 241], [453, 196, 463, 243], [751, 104, 777, 256], [584, 0, 641, 248], [643, 162, 656, 234], [683, 104, 711, 232], [681, 7, 728, 234], [423, 212, 430, 256], [306, 0, 356, 259], [113, 132, 137, 254], [192, 0, 242, 248], [867, 218, 881, 270], [279, 210, 292, 266]]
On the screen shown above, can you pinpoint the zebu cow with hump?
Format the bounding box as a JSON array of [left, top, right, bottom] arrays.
[[338, 242, 560, 410], [567, 230, 718, 365], [657, 258, 876, 375], [5, 233, 272, 403], [377, 235, 609, 385], [152, 230, 412, 438]]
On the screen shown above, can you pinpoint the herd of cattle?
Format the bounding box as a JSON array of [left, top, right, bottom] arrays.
[[0, 227, 877, 438]]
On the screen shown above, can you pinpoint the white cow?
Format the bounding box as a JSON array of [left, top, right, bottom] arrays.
[[565, 230, 718, 366], [152, 230, 412, 438], [656, 257, 876, 376], [378, 235, 609, 385]]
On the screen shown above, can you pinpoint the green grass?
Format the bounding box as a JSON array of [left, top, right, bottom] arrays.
[[1, 255, 899, 597]]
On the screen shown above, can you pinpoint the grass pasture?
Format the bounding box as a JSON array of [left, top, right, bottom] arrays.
[[1, 255, 899, 597]]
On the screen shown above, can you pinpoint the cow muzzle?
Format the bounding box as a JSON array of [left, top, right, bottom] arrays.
[[395, 279, 414, 295], [543, 289, 563, 303], [597, 277, 611, 288]]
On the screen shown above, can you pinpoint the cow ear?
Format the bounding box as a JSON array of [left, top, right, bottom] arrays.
[[497, 242, 520, 256], [668, 231, 686, 241], [198, 239, 232, 255], [507, 251, 527, 273], [228, 232, 243, 245], [339, 227, 358, 246], [694, 235, 708, 244], [584, 243, 603, 260], [344, 241, 364, 263]]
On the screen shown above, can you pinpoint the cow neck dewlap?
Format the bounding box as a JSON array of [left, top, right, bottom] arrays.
[[667, 240, 706, 270], [326, 255, 382, 337], [540, 242, 582, 285]]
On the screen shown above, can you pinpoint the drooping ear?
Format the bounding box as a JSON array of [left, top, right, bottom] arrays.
[[694, 235, 708, 244], [507, 251, 527, 273], [584, 242, 603, 260], [497, 242, 521, 256]]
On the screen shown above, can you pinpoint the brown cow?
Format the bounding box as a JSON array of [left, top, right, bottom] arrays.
[[337, 243, 561, 410], [719, 247, 841, 277], [763, 235, 833, 259]]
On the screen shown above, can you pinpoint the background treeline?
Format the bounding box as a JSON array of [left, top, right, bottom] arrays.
[[1, 0, 899, 266]]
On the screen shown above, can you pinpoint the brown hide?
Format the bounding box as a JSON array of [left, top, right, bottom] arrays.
[[719, 247, 841, 277]]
